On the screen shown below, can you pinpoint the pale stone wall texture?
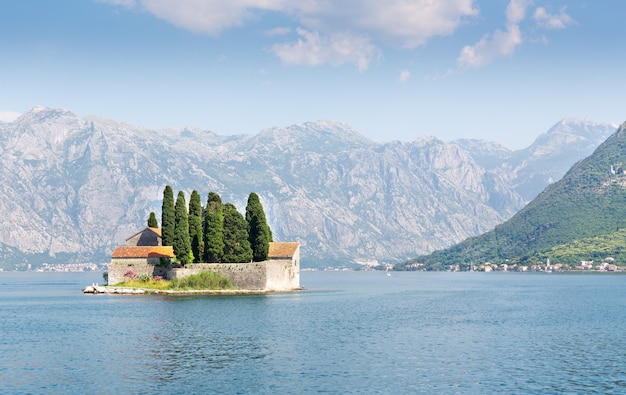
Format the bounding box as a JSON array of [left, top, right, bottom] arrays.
[[108, 258, 168, 284], [265, 259, 299, 291], [169, 263, 266, 290], [266, 245, 300, 291], [108, 259, 300, 291]]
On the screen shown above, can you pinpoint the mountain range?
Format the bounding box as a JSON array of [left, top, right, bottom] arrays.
[[397, 120, 626, 270], [0, 107, 617, 269]]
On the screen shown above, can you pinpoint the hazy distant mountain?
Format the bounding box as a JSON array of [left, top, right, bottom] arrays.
[[398, 121, 626, 270], [454, 118, 618, 202], [0, 107, 616, 269]]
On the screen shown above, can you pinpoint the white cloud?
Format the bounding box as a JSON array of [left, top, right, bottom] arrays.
[[265, 27, 292, 37], [137, 0, 289, 35], [457, 0, 528, 69], [121, 0, 479, 42], [271, 28, 380, 70], [399, 69, 411, 82], [0, 111, 21, 122], [96, 0, 137, 8], [100, 0, 479, 68], [505, 0, 529, 24], [533, 7, 575, 30], [457, 25, 522, 68], [304, 0, 479, 48]]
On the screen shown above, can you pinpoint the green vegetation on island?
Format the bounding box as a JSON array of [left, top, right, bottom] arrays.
[[188, 190, 204, 263], [161, 185, 175, 247], [203, 192, 224, 263], [246, 192, 273, 262], [159, 187, 273, 265], [173, 190, 193, 265], [396, 122, 626, 271], [115, 270, 234, 291], [147, 211, 158, 228], [223, 203, 253, 263]]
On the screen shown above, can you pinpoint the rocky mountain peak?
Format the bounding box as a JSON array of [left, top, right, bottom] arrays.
[[249, 120, 372, 155], [9, 106, 86, 148], [0, 108, 617, 268], [528, 118, 618, 157]]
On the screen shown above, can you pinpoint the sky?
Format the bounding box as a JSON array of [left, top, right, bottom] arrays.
[[1, 0, 625, 149]]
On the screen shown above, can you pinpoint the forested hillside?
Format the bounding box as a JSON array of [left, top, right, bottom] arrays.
[[397, 122, 626, 270]]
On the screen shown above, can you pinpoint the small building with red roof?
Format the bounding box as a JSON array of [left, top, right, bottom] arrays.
[[108, 228, 300, 291], [108, 228, 175, 284]]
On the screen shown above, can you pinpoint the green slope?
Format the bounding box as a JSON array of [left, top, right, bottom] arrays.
[[397, 121, 626, 270]]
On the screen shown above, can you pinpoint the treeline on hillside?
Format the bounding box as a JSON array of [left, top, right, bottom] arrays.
[[395, 122, 626, 271], [150, 186, 272, 265]]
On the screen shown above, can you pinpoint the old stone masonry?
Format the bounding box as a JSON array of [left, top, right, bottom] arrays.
[[103, 227, 300, 292]]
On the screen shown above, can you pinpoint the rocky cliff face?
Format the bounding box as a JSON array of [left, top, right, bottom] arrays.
[[455, 118, 618, 202], [0, 107, 616, 268]]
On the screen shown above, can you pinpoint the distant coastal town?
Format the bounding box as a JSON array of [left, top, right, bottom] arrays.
[[1, 262, 105, 273], [3, 260, 625, 273], [405, 259, 625, 272]]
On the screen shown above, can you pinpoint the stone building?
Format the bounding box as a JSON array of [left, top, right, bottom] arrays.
[[266, 242, 300, 290], [107, 227, 300, 291], [108, 228, 174, 284], [125, 227, 162, 246]]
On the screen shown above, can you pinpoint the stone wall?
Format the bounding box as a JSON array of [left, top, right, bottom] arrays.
[[169, 263, 267, 290], [267, 244, 300, 290], [108, 258, 169, 284], [108, 259, 300, 291], [265, 259, 300, 291]]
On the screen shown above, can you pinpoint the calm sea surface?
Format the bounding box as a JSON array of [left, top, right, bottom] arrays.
[[1, 270, 625, 394]]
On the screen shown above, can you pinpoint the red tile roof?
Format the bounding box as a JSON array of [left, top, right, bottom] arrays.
[[111, 246, 174, 259], [268, 242, 299, 258]]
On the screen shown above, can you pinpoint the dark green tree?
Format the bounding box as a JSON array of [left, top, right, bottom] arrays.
[[245, 192, 272, 262], [173, 191, 192, 265], [147, 211, 158, 228], [188, 190, 203, 263], [203, 192, 224, 263], [222, 203, 253, 263], [161, 185, 175, 246]]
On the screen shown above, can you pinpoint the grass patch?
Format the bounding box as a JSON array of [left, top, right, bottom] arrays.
[[114, 271, 234, 291], [170, 271, 235, 290], [114, 278, 172, 290]]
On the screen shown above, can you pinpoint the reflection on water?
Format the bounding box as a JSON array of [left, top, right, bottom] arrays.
[[1, 271, 626, 394], [148, 325, 268, 377]]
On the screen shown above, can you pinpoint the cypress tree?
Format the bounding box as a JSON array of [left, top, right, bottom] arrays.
[[173, 191, 192, 265], [147, 211, 158, 228], [222, 203, 253, 263], [203, 192, 224, 263], [188, 190, 203, 263], [245, 192, 272, 262], [161, 186, 175, 246]]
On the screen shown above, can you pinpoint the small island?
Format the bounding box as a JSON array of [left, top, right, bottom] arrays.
[[84, 188, 300, 294]]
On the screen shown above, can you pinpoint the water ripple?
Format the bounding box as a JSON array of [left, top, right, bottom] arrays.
[[1, 272, 626, 394]]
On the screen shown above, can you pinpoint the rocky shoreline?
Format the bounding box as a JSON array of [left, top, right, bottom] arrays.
[[82, 284, 302, 295]]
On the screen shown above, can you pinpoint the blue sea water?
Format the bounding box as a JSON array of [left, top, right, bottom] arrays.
[[1, 270, 625, 394]]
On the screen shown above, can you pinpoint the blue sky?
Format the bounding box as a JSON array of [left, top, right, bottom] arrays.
[[1, 0, 624, 148]]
